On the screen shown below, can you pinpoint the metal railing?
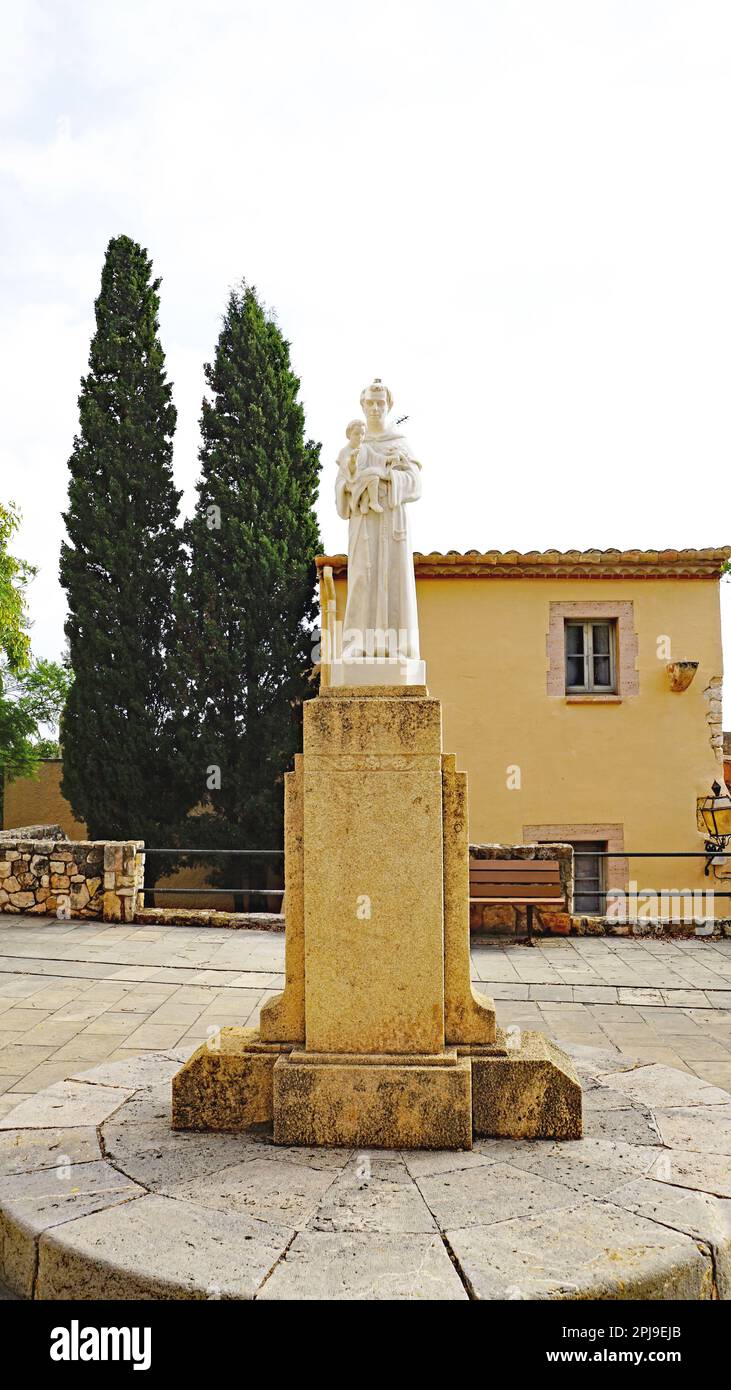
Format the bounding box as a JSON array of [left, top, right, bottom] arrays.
[[139, 846, 730, 916], [574, 849, 731, 917], [143, 847, 284, 908]]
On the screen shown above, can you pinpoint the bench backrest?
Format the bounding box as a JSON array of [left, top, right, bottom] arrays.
[[469, 858, 564, 902]]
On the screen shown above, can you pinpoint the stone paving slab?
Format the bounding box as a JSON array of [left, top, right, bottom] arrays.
[[601, 1061, 731, 1108], [0, 1078, 131, 1130], [445, 1200, 714, 1301], [258, 1231, 467, 1300], [0, 1126, 100, 1175], [605, 1177, 731, 1299], [166, 1156, 340, 1230], [584, 1104, 662, 1146], [35, 1194, 293, 1301], [653, 1105, 731, 1155], [102, 1117, 264, 1190], [472, 1146, 657, 1200], [641, 1148, 731, 1198], [307, 1156, 437, 1234], [416, 1160, 578, 1229], [0, 1160, 144, 1297], [0, 1048, 729, 1299]]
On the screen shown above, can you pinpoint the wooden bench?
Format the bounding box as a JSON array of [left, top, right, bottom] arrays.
[[469, 858, 565, 938]]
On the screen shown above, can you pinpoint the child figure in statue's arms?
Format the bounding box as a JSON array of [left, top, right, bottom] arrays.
[[337, 419, 407, 514]]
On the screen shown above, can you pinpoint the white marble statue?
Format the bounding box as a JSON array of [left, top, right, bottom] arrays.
[[335, 378, 424, 679]]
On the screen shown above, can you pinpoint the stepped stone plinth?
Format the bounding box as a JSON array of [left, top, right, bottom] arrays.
[[172, 685, 581, 1146]]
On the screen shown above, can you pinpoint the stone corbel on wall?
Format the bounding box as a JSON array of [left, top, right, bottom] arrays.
[[666, 661, 698, 692]]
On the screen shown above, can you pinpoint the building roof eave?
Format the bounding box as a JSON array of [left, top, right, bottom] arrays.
[[315, 547, 731, 580]]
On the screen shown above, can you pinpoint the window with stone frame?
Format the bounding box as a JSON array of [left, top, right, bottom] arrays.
[[546, 601, 638, 700], [564, 619, 617, 694]]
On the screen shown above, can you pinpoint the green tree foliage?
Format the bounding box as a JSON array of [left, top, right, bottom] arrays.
[[0, 503, 70, 818], [59, 235, 185, 844], [175, 283, 321, 886], [0, 501, 33, 674], [1, 658, 71, 780]]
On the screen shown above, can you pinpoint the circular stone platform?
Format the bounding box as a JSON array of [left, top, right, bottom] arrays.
[[1, 1044, 730, 1301]]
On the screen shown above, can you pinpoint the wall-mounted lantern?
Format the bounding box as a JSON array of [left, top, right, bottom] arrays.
[[699, 780, 731, 875], [666, 661, 699, 692]]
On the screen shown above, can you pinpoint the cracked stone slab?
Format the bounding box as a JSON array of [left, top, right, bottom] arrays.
[[0, 1080, 131, 1131], [68, 1051, 188, 1091], [243, 1140, 352, 1172], [35, 1193, 293, 1300], [257, 1230, 467, 1300], [0, 1127, 100, 1177], [493, 1150, 650, 1201], [102, 1117, 260, 1190], [583, 1105, 662, 1146], [583, 1084, 649, 1113], [446, 1200, 715, 1300], [617, 987, 666, 1006], [0, 1160, 144, 1298], [100, 1081, 172, 1126], [557, 1043, 639, 1074], [481, 1136, 663, 1178], [642, 1147, 731, 1199], [164, 1156, 337, 1229], [602, 1063, 731, 1109], [606, 1176, 731, 1298], [308, 1155, 436, 1234], [400, 1147, 499, 1180], [416, 1160, 579, 1230], [653, 1105, 731, 1156]]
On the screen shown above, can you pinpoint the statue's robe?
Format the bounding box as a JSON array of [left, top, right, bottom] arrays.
[[335, 428, 422, 661]]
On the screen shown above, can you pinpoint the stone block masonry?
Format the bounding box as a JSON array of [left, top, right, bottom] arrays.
[[0, 838, 144, 921]]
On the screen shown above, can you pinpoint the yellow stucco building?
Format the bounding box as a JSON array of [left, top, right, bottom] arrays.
[[318, 546, 730, 918]]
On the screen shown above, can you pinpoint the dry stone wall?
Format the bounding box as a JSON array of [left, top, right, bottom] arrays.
[[0, 838, 144, 921]]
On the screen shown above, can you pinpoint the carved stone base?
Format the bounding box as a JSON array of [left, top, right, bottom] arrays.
[[469, 1031, 582, 1140], [171, 1027, 582, 1143], [171, 1027, 292, 1132], [272, 1048, 473, 1149]]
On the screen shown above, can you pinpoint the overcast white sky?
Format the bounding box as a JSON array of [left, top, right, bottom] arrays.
[[1, 1, 729, 708]]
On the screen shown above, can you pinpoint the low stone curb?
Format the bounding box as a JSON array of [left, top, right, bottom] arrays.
[[0, 1045, 729, 1300], [134, 908, 285, 931]]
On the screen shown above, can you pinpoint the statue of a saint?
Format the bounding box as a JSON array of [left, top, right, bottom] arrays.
[[335, 378, 423, 678]]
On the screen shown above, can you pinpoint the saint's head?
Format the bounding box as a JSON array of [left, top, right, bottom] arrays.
[[360, 377, 393, 432]]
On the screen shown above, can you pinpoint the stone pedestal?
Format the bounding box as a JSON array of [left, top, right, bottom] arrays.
[[273, 1049, 473, 1149], [172, 686, 581, 1145], [328, 657, 427, 687]]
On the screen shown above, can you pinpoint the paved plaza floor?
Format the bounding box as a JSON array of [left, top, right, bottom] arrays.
[[1, 914, 731, 1120]]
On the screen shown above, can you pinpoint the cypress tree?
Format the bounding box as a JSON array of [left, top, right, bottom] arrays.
[[60, 235, 185, 849], [175, 283, 321, 887]]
